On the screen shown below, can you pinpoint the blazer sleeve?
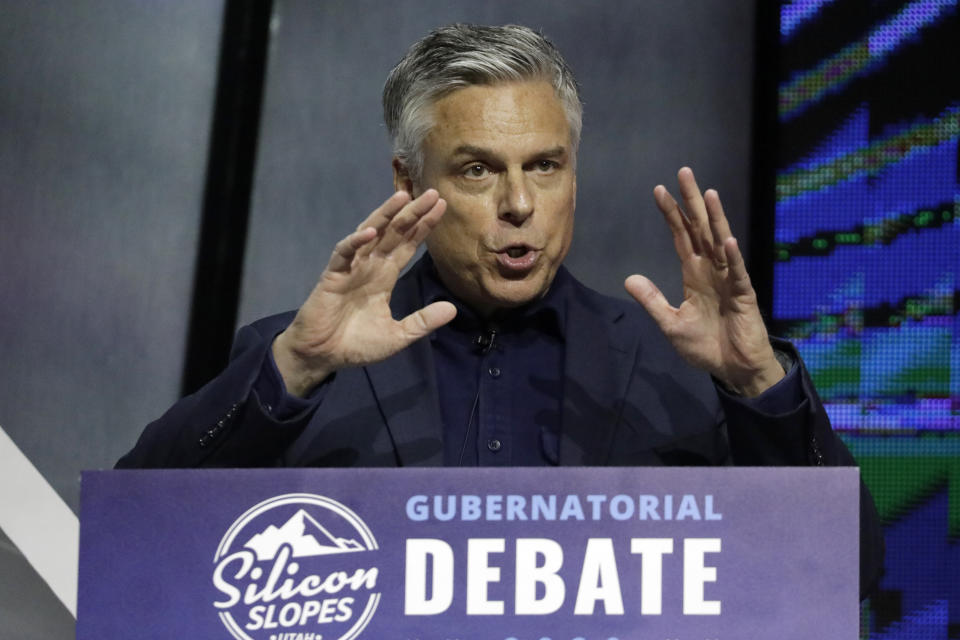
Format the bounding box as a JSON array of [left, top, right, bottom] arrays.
[[715, 338, 885, 599], [115, 312, 317, 468]]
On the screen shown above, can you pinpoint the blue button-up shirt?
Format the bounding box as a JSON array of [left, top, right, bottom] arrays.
[[419, 255, 568, 466]]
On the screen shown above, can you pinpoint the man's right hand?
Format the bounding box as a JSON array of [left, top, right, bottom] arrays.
[[271, 189, 457, 397]]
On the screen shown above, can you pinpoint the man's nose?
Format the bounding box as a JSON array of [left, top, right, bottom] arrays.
[[497, 169, 534, 225]]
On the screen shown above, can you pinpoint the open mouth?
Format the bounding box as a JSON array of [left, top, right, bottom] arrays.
[[495, 244, 539, 274]]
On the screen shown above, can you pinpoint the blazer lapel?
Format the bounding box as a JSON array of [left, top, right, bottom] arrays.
[[363, 260, 445, 466], [558, 284, 639, 466]]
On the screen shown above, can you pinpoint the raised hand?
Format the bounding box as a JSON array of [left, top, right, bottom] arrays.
[[272, 189, 457, 397], [624, 167, 784, 397]]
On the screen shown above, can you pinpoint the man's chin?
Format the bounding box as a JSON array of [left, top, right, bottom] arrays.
[[481, 277, 551, 311]]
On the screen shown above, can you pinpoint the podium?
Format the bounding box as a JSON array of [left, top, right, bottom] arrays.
[[77, 467, 859, 639]]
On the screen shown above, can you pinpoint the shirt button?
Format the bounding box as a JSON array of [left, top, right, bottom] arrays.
[[488, 366, 501, 378], [487, 438, 502, 452]]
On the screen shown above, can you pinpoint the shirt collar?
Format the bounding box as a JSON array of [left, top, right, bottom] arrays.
[[417, 252, 569, 339]]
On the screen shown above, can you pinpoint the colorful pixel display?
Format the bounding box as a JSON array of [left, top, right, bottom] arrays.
[[770, 1, 959, 637]]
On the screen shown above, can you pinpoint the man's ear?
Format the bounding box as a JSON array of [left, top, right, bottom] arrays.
[[392, 158, 415, 196]]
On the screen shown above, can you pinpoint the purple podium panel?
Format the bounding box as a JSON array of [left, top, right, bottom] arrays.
[[78, 467, 859, 640]]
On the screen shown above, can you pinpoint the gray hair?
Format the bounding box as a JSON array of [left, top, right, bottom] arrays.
[[383, 24, 582, 180]]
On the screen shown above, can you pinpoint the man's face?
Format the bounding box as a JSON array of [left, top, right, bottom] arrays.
[[407, 80, 576, 316]]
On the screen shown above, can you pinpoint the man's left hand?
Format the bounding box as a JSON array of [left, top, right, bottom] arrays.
[[624, 167, 784, 397]]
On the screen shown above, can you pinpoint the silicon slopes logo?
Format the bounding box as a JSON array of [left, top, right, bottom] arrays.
[[213, 494, 380, 640]]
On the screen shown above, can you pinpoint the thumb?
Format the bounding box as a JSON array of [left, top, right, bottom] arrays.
[[625, 274, 674, 331], [398, 300, 457, 343]]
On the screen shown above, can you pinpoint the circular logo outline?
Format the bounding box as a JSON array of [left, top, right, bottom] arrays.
[[214, 493, 380, 640]]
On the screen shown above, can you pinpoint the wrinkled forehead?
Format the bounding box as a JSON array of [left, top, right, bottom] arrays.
[[423, 81, 573, 155]]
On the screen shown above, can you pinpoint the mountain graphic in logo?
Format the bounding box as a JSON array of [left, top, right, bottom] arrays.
[[243, 508, 365, 561]]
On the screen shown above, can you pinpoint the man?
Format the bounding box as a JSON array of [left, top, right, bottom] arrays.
[[118, 24, 882, 595]]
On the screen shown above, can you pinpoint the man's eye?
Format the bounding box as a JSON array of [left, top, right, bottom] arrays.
[[465, 164, 489, 178], [535, 160, 558, 172]]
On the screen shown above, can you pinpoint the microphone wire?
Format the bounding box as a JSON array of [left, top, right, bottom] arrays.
[[457, 325, 498, 466], [456, 385, 481, 466]]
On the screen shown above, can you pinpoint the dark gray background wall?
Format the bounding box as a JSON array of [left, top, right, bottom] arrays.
[[0, 1, 755, 637], [0, 1, 224, 636]]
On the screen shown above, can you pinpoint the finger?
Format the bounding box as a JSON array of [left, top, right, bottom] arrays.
[[375, 189, 441, 255], [653, 184, 696, 260], [398, 300, 457, 343], [624, 274, 677, 335], [407, 197, 447, 246], [723, 237, 754, 297], [326, 226, 378, 272], [355, 190, 412, 235], [704, 189, 733, 258], [380, 197, 447, 271], [676, 167, 715, 259], [349, 191, 414, 260]]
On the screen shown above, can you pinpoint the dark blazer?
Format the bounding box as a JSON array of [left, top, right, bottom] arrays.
[[117, 258, 883, 595]]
